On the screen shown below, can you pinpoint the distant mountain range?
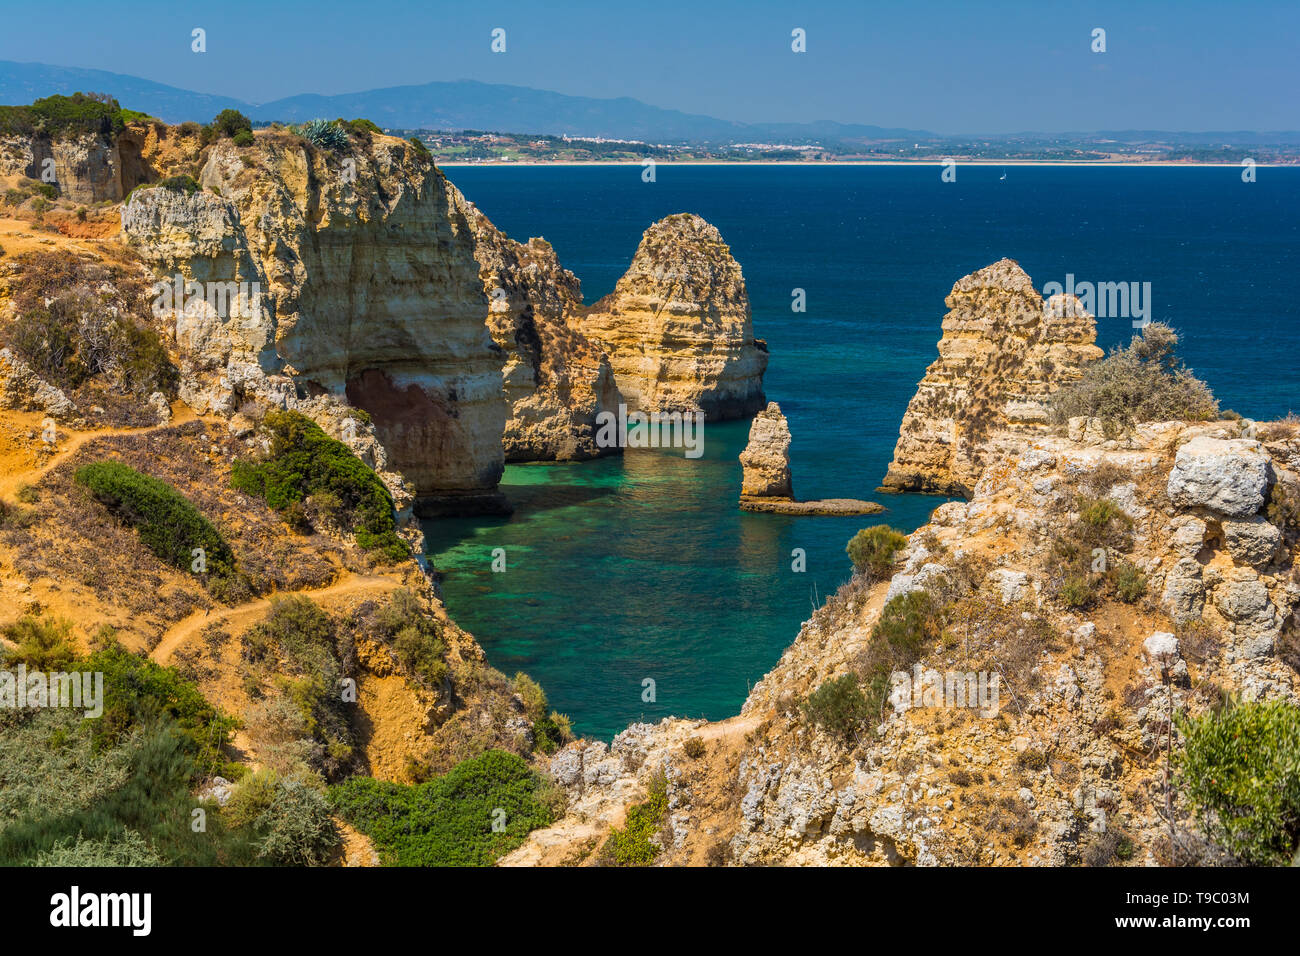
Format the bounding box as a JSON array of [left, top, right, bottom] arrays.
[[3, 60, 1298, 147]]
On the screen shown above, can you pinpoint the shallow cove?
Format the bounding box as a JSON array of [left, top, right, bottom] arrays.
[[423, 420, 942, 741], [424, 164, 1300, 741]]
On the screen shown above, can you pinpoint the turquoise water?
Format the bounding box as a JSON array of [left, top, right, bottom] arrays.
[[428, 165, 1300, 739]]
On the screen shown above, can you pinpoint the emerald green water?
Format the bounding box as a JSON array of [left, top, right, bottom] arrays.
[[425, 421, 940, 740], [424, 164, 1299, 740]]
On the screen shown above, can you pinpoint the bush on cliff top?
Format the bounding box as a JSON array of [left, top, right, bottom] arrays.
[[1176, 699, 1300, 866], [0, 92, 132, 138], [75, 461, 236, 580], [328, 750, 556, 865], [1049, 322, 1219, 437], [846, 524, 909, 578], [230, 410, 407, 561]]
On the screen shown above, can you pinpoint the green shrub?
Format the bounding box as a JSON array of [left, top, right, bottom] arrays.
[[31, 828, 163, 866], [846, 525, 909, 577], [1050, 323, 1219, 436], [156, 174, 200, 195], [1060, 575, 1095, 609], [0, 719, 258, 866], [1112, 560, 1147, 603], [329, 750, 556, 865], [603, 770, 668, 866], [373, 589, 446, 687], [230, 410, 407, 561], [232, 129, 254, 147], [300, 119, 350, 151], [345, 118, 383, 136], [1, 616, 77, 670], [243, 597, 354, 780], [512, 672, 547, 720], [75, 461, 235, 579], [84, 640, 241, 779], [407, 137, 432, 162], [1176, 699, 1300, 866], [250, 777, 340, 866], [210, 108, 252, 139], [803, 673, 871, 742], [532, 712, 571, 755]]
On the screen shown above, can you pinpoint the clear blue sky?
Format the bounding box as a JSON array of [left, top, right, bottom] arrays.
[[2, 0, 1296, 132]]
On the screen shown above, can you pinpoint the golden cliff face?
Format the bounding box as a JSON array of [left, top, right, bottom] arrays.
[[879, 258, 1102, 496], [121, 131, 508, 515], [462, 201, 622, 462], [578, 213, 767, 419]]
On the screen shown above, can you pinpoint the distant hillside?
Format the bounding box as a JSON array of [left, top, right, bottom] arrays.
[[1, 61, 1296, 148], [0, 60, 926, 144]]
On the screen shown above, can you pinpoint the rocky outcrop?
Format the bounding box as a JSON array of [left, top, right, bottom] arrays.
[[0, 132, 123, 203], [510, 413, 1300, 867], [739, 402, 792, 497], [122, 131, 509, 515], [739, 401, 883, 515], [461, 202, 621, 461], [879, 259, 1102, 496], [577, 214, 767, 419]]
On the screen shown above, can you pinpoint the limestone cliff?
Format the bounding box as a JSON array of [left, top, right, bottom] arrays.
[[121, 131, 509, 515], [879, 259, 1102, 496], [0, 131, 123, 203], [461, 201, 621, 461], [578, 213, 767, 419], [507, 415, 1300, 867]]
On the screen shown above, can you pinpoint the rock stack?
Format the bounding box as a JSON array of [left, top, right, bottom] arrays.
[[739, 402, 883, 515], [578, 214, 768, 419], [878, 258, 1102, 497]]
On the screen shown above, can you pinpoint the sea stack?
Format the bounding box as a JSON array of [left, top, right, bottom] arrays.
[[878, 258, 1102, 497], [740, 402, 794, 497], [578, 213, 767, 419], [739, 402, 883, 515]]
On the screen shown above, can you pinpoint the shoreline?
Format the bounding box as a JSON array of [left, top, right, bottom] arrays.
[[438, 159, 1294, 168]]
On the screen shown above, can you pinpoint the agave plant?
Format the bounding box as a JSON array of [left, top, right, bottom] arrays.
[[299, 118, 349, 151]]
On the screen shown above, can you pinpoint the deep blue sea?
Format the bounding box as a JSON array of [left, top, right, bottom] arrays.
[[425, 164, 1300, 739]]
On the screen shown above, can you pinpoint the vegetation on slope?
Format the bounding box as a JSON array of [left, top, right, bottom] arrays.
[[329, 749, 558, 865], [1176, 699, 1300, 866], [2, 250, 178, 405], [1050, 322, 1219, 436], [230, 409, 408, 561], [76, 461, 236, 582]]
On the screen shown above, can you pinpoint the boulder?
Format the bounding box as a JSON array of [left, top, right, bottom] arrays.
[[1166, 436, 1272, 517]]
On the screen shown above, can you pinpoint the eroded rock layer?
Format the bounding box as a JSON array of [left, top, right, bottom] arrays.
[[578, 213, 767, 419], [121, 132, 508, 514], [879, 258, 1102, 496], [462, 202, 621, 461]]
